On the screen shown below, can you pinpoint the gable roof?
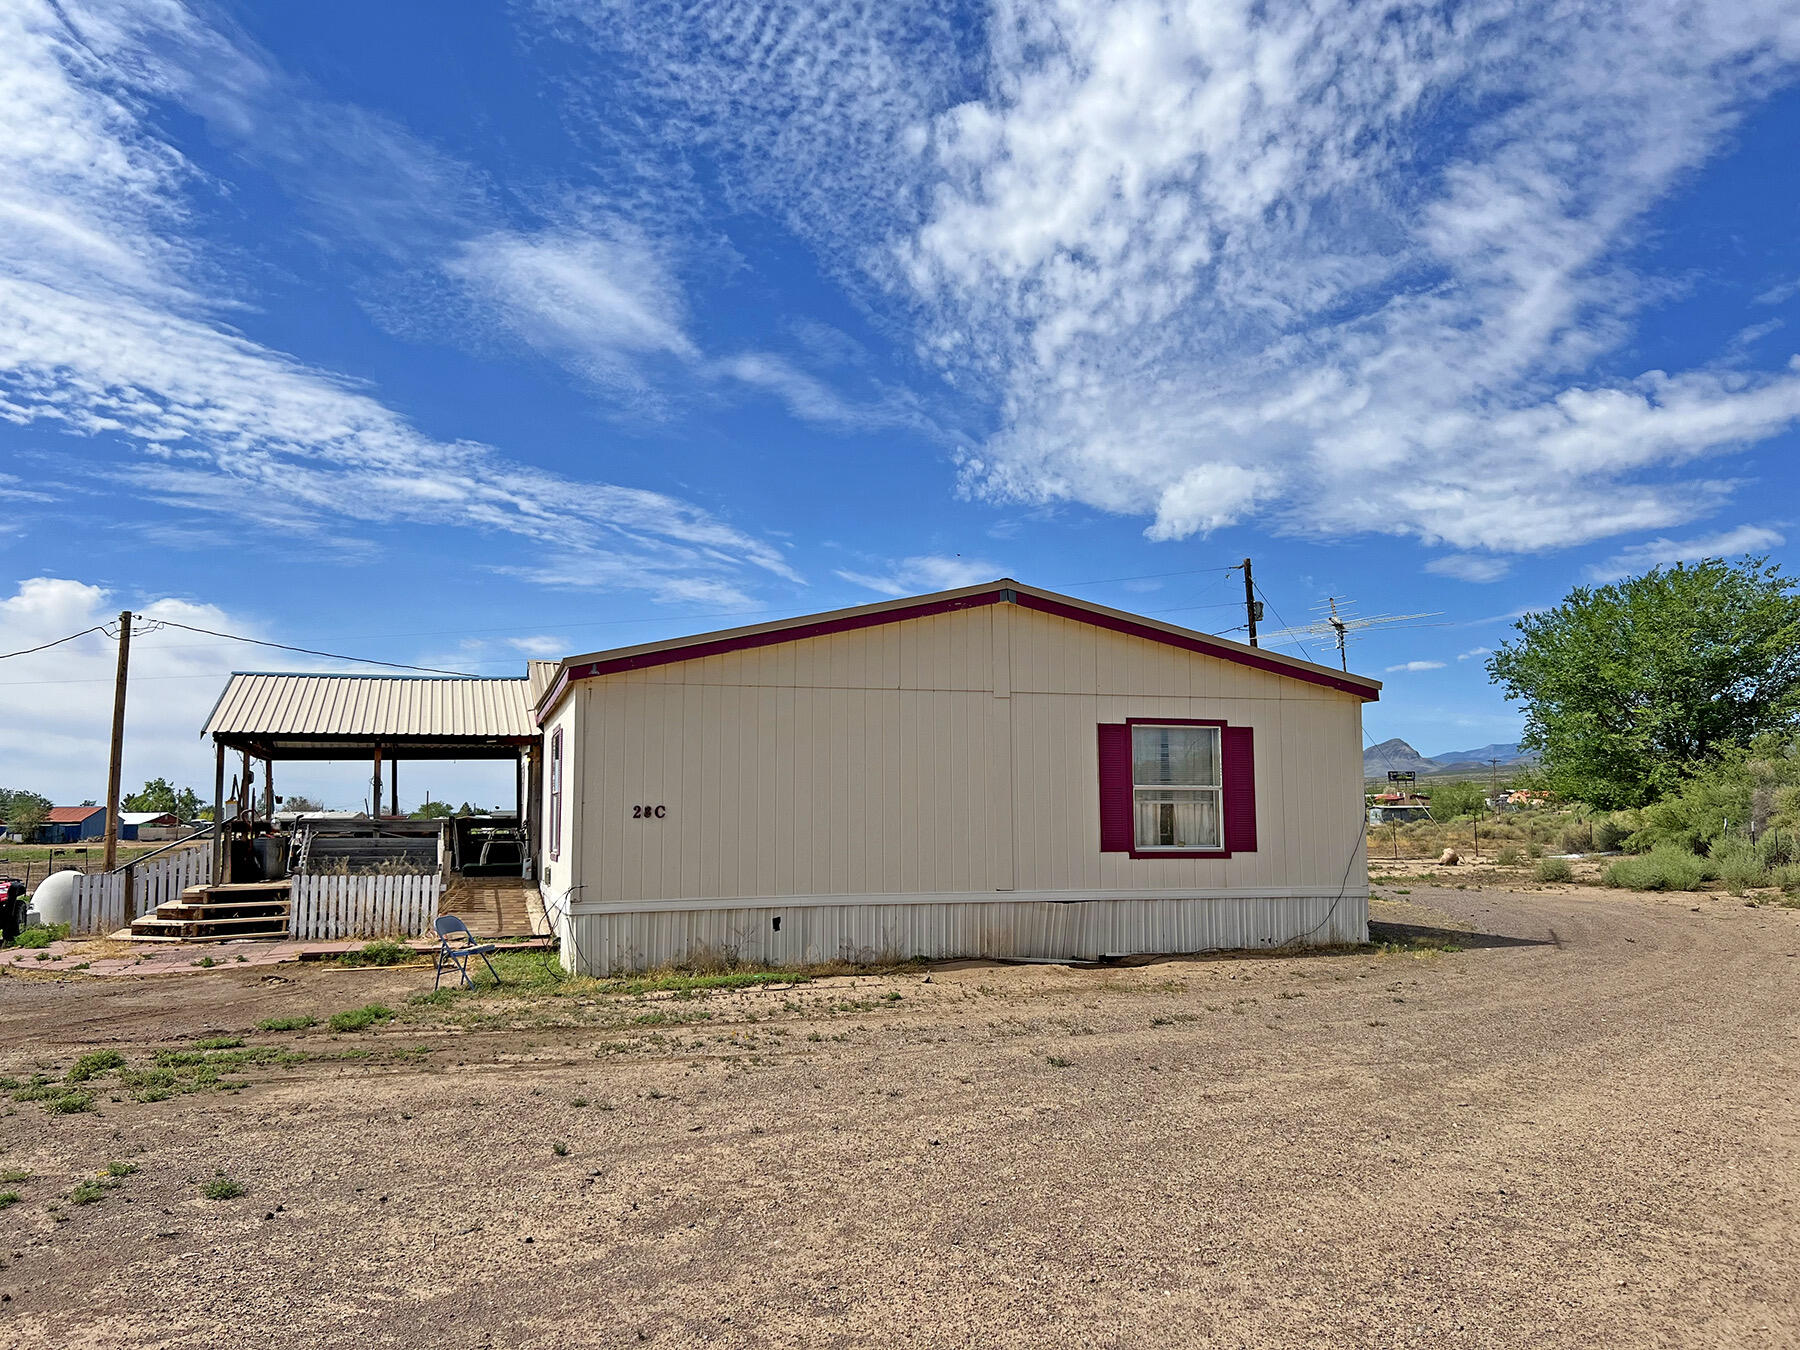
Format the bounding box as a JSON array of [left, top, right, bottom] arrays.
[[539, 579, 1382, 718], [46, 806, 104, 823]]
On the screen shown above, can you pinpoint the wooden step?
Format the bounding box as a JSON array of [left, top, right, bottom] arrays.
[[153, 901, 291, 920]]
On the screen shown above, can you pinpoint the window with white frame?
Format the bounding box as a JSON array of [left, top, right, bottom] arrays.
[[548, 727, 563, 860], [1131, 724, 1223, 851]]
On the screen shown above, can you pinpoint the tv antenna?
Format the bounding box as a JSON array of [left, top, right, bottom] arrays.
[[1259, 597, 1444, 671]]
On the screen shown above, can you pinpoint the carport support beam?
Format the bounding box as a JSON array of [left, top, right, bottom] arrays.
[[390, 758, 398, 818], [211, 739, 225, 885], [371, 747, 383, 820]]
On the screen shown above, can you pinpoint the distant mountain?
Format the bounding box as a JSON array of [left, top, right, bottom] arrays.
[[1431, 742, 1529, 766], [1362, 738, 1440, 777], [1363, 739, 1534, 778]]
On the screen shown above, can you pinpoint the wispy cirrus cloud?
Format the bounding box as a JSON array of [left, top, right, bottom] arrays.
[[1585, 525, 1786, 582], [0, 0, 794, 604], [834, 554, 1003, 597], [537, 0, 1800, 558], [1427, 555, 1513, 584], [1386, 661, 1446, 674]]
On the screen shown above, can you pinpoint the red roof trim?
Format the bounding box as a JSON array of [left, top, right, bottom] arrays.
[[1016, 593, 1377, 700], [543, 583, 1379, 718]]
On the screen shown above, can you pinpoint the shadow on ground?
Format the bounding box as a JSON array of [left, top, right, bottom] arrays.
[[1368, 919, 1551, 951]]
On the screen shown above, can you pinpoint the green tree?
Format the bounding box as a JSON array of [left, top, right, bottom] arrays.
[[123, 777, 178, 814], [1488, 557, 1800, 808], [410, 800, 455, 820], [1, 789, 51, 840], [282, 795, 324, 813], [1426, 780, 1489, 818], [173, 787, 203, 820]]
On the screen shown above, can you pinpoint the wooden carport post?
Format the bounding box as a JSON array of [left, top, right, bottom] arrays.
[[390, 758, 399, 817], [211, 739, 226, 885], [371, 747, 383, 820]]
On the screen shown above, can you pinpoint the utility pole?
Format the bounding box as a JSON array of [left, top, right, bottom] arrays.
[[1489, 757, 1502, 817], [101, 610, 132, 872], [1241, 558, 1260, 647]]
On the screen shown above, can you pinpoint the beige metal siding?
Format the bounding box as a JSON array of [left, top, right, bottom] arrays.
[[565, 894, 1367, 974], [559, 602, 1367, 916], [204, 674, 535, 739]]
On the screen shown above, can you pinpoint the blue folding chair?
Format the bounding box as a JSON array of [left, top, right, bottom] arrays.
[[434, 915, 500, 990]]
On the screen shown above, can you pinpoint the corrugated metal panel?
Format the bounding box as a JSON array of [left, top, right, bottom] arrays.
[[557, 895, 1369, 976], [204, 674, 535, 739]]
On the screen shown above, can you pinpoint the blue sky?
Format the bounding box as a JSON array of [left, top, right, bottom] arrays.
[[2, 0, 1798, 809]]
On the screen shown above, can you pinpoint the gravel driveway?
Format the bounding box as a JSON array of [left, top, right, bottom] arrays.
[[0, 882, 1795, 1349]]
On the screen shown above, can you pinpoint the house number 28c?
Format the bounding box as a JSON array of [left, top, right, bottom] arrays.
[[632, 804, 667, 819]]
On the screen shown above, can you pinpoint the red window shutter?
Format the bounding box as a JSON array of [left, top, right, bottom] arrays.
[[1222, 724, 1258, 853], [1096, 723, 1133, 852]]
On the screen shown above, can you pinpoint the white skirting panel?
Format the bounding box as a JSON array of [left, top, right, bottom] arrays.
[[555, 893, 1368, 976]]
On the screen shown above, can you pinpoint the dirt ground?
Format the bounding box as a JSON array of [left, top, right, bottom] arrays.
[[1, 880, 1797, 1349]]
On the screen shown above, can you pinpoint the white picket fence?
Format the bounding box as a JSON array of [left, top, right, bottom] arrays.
[[289, 873, 442, 941], [60, 842, 215, 935]]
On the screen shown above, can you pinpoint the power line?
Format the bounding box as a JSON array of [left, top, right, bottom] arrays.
[[141, 618, 476, 677], [1252, 581, 1321, 665], [0, 624, 109, 661]]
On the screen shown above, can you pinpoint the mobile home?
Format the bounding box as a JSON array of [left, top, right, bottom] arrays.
[[534, 580, 1380, 975]]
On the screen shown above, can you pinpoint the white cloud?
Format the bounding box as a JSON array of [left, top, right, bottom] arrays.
[[1755, 277, 1800, 306], [0, 577, 518, 809], [541, 0, 1800, 556], [1385, 660, 1446, 673], [0, 1, 796, 603], [1585, 525, 1786, 582], [1427, 555, 1513, 584], [0, 578, 292, 804], [446, 222, 698, 393], [506, 635, 569, 658], [1456, 647, 1493, 662], [834, 554, 1003, 598]]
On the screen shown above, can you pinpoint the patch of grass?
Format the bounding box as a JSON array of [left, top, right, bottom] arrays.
[[1495, 845, 1524, 867], [10, 922, 70, 950], [0, 1168, 29, 1183], [105, 1160, 137, 1177], [328, 1003, 396, 1033], [570, 1097, 589, 1108], [202, 1171, 245, 1201], [0, 1192, 18, 1208], [551, 1141, 570, 1156], [193, 1036, 243, 1050], [336, 940, 416, 968], [192, 956, 216, 969], [1604, 845, 1714, 892], [66, 1050, 126, 1082], [44, 1092, 94, 1114], [406, 987, 460, 1007], [1535, 856, 1574, 883], [882, 991, 902, 1002], [69, 1179, 108, 1205], [1046, 1054, 1073, 1068], [256, 1015, 316, 1032]]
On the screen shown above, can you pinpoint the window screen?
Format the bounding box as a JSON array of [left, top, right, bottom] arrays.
[[548, 727, 563, 861], [1131, 724, 1222, 851]]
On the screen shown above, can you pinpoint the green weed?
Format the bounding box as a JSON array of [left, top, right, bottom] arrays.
[[66, 1050, 125, 1082], [202, 1172, 245, 1201], [327, 1004, 396, 1033], [255, 1015, 316, 1032]]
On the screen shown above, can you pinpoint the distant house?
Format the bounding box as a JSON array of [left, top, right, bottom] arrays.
[[35, 806, 107, 844], [119, 810, 181, 841], [1367, 793, 1432, 824]]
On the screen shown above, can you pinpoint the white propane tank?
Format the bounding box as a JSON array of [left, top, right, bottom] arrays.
[[29, 869, 80, 928]]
